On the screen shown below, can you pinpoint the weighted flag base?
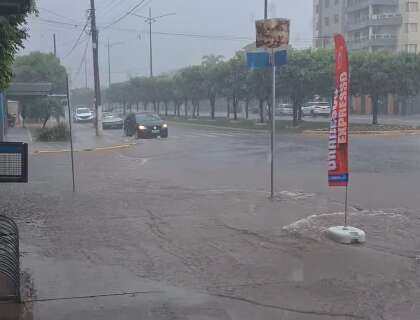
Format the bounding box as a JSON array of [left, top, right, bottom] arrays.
[[326, 226, 366, 245]]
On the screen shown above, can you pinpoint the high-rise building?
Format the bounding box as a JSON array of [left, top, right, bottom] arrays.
[[313, 0, 420, 53]]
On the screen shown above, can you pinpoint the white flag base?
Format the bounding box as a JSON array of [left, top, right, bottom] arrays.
[[326, 226, 366, 245]]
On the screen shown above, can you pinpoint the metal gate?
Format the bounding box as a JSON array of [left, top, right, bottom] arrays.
[[0, 215, 20, 302]]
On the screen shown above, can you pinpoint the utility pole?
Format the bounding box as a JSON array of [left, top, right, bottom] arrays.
[[84, 59, 88, 89], [108, 39, 111, 86], [90, 0, 102, 136], [131, 9, 175, 78], [148, 8, 153, 77], [264, 0, 268, 19], [106, 41, 123, 87], [53, 33, 57, 57]]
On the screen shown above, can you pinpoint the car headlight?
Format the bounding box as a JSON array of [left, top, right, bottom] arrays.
[[162, 123, 168, 128], [139, 125, 146, 130]]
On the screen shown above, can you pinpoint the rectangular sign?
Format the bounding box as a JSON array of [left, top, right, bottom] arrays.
[[0, 142, 28, 183], [246, 50, 287, 69], [256, 18, 290, 49], [328, 34, 349, 187]]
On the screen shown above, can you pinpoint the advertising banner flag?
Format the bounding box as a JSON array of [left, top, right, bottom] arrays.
[[328, 34, 349, 187]]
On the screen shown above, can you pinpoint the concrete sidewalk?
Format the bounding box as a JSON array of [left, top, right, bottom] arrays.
[[5, 126, 134, 153]]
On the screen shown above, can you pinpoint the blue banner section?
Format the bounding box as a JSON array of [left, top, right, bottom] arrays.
[[246, 50, 287, 69], [328, 174, 349, 183]]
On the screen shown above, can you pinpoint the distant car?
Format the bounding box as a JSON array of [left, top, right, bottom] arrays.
[[124, 113, 168, 139], [302, 102, 331, 117], [277, 104, 293, 116], [74, 107, 94, 122], [102, 112, 123, 130], [312, 103, 332, 117]]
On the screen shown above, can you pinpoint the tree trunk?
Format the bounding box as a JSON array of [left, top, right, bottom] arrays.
[[227, 99, 231, 119], [233, 97, 238, 120], [372, 95, 379, 125], [42, 115, 50, 129], [298, 105, 302, 121], [259, 99, 264, 123], [165, 102, 168, 116], [210, 97, 216, 120], [123, 103, 127, 115], [197, 102, 200, 118], [245, 98, 249, 120], [184, 100, 188, 117], [292, 103, 298, 127], [136, 102, 139, 112]]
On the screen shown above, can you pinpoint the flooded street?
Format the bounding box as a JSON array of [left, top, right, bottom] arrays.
[[1, 123, 420, 319]]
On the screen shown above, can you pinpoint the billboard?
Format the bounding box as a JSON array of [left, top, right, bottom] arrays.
[[256, 18, 290, 49], [328, 34, 349, 187]]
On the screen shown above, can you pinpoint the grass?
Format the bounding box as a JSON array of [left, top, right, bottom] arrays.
[[163, 116, 420, 133]]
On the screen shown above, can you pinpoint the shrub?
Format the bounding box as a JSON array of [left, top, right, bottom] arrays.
[[36, 123, 70, 142]]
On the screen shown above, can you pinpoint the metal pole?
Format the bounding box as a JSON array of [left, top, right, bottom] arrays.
[[90, 0, 102, 136], [344, 185, 349, 228], [149, 7, 153, 78], [53, 33, 57, 57], [264, 0, 268, 19], [270, 49, 276, 199], [66, 74, 76, 193], [107, 39, 111, 87]]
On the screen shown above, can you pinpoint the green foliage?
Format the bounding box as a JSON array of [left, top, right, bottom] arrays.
[[36, 123, 70, 142], [0, 12, 31, 90], [13, 52, 67, 93], [103, 50, 420, 126], [71, 88, 94, 108], [24, 96, 65, 128]]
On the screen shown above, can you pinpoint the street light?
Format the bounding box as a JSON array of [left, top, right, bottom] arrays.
[[131, 8, 176, 78]]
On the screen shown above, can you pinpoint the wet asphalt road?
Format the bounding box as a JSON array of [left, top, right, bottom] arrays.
[[1, 122, 420, 320]]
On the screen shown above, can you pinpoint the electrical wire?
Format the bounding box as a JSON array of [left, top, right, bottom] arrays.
[[38, 7, 81, 24], [101, 0, 148, 30], [63, 19, 90, 58]]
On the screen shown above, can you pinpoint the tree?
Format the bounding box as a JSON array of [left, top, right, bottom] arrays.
[[202, 54, 224, 67], [71, 88, 94, 109], [277, 49, 319, 126], [0, 10, 31, 90], [350, 51, 394, 124], [248, 69, 271, 123], [27, 97, 64, 128], [177, 66, 205, 118], [13, 52, 67, 93], [202, 63, 224, 119], [389, 53, 420, 115]]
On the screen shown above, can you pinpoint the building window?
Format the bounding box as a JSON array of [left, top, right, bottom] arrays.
[[334, 14, 339, 24], [405, 44, 418, 53], [325, 0, 330, 8], [406, 1, 419, 12], [405, 23, 418, 32], [325, 17, 330, 26]]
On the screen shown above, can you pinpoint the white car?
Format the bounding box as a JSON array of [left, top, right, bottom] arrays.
[[312, 104, 331, 117], [276, 104, 293, 116], [74, 107, 94, 122]]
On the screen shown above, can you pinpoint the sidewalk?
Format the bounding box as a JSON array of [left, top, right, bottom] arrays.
[[5, 126, 134, 153]]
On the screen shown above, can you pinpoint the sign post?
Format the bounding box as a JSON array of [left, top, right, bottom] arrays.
[[326, 34, 365, 244], [255, 18, 290, 199]]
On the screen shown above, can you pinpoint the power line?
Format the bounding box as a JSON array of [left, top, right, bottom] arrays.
[[38, 7, 80, 24], [63, 19, 90, 58], [101, 0, 148, 30]]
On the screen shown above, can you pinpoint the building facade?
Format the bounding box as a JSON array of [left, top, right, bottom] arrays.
[[313, 0, 420, 53]]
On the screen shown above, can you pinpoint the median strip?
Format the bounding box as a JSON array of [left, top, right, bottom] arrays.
[[32, 143, 135, 155]]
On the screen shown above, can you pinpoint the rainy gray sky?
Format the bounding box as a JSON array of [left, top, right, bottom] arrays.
[[22, 0, 313, 88]]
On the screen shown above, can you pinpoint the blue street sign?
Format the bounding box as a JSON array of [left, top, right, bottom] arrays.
[[246, 50, 287, 69]]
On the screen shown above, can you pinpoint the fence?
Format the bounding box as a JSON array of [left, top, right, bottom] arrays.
[[0, 215, 20, 302]]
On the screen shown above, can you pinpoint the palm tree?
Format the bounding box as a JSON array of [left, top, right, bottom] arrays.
[[202, 54, 224, 66]]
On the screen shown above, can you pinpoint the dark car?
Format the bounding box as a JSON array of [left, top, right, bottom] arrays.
[[102, 112, 123, 130], [124, 113, 168, 139]]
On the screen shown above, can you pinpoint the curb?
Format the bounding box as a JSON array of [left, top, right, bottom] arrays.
[[167, 120, 269, 133], [32, 143, 135, 155], [303, 130, 420, 136]]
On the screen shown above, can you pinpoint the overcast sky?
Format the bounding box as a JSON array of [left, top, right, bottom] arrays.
[[22, 0, 313, 88]]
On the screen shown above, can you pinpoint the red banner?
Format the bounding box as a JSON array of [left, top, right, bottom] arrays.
[[328, 34, 349, 187]]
